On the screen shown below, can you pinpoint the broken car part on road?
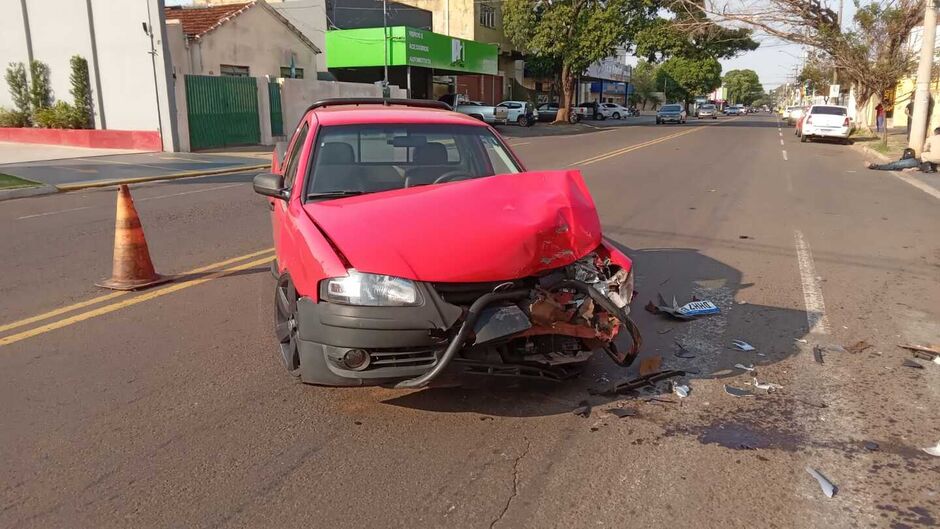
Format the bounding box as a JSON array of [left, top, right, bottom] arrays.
[[645, 294, 719, 320], [591, 370, 686, 396], [805, 467, 838, 498]]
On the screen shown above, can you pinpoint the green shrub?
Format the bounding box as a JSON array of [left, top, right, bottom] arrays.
[[0, 107, 30, 127], [29, 60, 52, 112], [33, 101, 84, 129], [69, 55, 93, 128], [5, 62, 31, 125]]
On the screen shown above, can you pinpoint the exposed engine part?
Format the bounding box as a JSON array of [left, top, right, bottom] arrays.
[[565, 253, 634, 310]]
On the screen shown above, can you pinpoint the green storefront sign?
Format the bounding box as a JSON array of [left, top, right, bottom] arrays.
[[326, 27, 498, 76]]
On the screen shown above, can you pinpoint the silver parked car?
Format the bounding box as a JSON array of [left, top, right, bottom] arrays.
[[696, 104, 718, 119], [454, 101, 509, 125], [600, 103, 630, 119]]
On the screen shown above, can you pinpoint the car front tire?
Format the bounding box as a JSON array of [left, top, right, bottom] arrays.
[[275, 274, 301, 376], [800, 133, 809, 143], [613, 112, 620, 119]]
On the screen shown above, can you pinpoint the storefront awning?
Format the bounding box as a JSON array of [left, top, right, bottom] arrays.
[[326, 26, 498, 76]]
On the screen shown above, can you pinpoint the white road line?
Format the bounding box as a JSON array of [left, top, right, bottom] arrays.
[[782, 150, 788, 161], [794, 230, 831, 335], [780, 139, 785, 145], [138, 182, 246, 202], [17, 206, 93, 220], [889, 170, 940, 200]]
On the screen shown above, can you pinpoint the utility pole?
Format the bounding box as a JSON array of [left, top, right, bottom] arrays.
[[382, 0, 390, 98], [910, 0, 937, 154], [832, 0, 842, 104]]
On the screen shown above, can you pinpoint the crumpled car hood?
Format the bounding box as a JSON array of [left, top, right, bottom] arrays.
[[303, 170, 602, 282]]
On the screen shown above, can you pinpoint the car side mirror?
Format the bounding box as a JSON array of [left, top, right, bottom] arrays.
[[253, 172, 287, 200]]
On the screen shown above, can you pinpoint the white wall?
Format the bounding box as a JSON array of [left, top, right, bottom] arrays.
[[280, 79, 406, 131], [187, 4, 318, 78], [0, 1, 30, 110], [0, 0, 178, 151]]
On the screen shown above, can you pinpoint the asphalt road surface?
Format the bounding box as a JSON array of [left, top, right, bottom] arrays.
[[2, 115, 939, 529]]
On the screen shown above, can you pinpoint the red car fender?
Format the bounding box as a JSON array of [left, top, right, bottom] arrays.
[[598, 238, 633, 271], [282, 205, 348, 301]]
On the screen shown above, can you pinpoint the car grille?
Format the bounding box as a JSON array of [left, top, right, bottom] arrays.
[[369, 347, 438, 369], [432, 278, 537, 306]]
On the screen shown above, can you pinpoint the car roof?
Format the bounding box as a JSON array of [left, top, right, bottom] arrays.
[[311, 104, 488, 127]]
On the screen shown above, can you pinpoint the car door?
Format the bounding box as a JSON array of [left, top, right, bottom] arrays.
[[272, 120, 311, 273]]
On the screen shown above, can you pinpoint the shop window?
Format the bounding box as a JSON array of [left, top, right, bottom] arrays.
[[220, 64, 250, 77], [479, 3, 496, 28], [280, 67, 305, 79]]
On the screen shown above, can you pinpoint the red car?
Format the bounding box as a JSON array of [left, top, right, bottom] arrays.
[[253, 99, 641, 387]]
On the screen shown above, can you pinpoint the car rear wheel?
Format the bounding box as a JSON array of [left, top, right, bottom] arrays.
[[517, 115, 529, 127], [800, 133, 809, 143], [613, 112, 620, 119], [275, 274, 301, 375]]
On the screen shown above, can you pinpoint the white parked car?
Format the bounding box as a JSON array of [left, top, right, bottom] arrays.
[[600, 103, 630, 119], [496, 100, 537, 127], [800, 105, 851, 144]]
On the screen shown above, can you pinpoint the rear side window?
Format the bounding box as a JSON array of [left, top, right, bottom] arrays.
[[811, 106, 847, 116], [283, 123, 309, 191]]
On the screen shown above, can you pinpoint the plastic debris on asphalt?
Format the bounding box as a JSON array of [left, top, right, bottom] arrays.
[[805, 467, 837, 498], [607, 407, 638, 418], [724, 385, 755, 397], [674, 342, 697, 359], [590, 370, 686, 396], [902, 358, 925, 369], [863, 441, 879, 451], [673, 383, 690, 398], [734, 363, 755, 372], [923, 441, 940, 457], [731, 340, 756, 352], [573, 401, 592, 417], [813, 345, 826, 364], [751, 378, 783, 391]]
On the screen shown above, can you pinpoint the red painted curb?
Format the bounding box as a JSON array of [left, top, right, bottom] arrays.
[[0, 128, 162, 151]]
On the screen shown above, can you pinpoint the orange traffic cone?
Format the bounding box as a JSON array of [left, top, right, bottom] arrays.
[[96, 184, 170, 291]]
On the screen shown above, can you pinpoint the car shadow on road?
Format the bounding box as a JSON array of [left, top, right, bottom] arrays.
[[382, 244, 814, 418]]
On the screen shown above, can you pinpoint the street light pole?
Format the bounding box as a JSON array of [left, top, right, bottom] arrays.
[[910, 0, 937, 154]]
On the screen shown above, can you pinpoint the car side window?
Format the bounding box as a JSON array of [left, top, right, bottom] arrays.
[[282, 123, 310, 192]]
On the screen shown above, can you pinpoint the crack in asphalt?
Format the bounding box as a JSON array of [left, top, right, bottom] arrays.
[[489, 438, 531, 529]]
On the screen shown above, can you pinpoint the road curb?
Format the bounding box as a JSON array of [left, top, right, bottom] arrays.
[[851, 141, 891, 163], [55, 164, 270, 192], [0, 184, 59, 202]]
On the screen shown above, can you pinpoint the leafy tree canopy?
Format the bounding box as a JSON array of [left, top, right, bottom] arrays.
[[633, 1, 758, 62], [657, 55, 722, 103], [723, 68, 764, 105]]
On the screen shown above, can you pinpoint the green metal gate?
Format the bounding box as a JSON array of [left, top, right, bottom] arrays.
[[268, 82, 284, 137], [185, 75, 260, 150]]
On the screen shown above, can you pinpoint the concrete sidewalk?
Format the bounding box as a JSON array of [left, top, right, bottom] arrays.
[[0, 150, 270, 189], [0, 141, 149, 165]]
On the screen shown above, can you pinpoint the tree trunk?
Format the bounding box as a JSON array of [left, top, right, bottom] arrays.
[[556, 63, 575, 124], [854, 92, 872, 134]]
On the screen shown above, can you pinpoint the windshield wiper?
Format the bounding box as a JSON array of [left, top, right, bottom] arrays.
[[306, 190, 366, 199]]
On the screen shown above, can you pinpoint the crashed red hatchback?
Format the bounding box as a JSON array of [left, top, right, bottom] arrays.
[[253, 99, 641, 387]]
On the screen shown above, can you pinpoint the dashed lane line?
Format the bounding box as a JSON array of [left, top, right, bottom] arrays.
[[782, 150, 788, 161]]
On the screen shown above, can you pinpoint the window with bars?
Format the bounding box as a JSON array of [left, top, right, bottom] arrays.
[[280, 67, 305, 79], [479, 3, 496, 28]]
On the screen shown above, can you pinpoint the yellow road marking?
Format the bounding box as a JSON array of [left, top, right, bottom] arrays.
[[0, 255, 274, 348], [570, 127, 704, 166], [0, 248, 273, 335]]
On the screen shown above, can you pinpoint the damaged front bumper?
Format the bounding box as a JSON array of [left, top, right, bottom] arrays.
[[295, 253, 642, 388]]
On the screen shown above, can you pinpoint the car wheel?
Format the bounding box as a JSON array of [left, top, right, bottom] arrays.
[[613, 112, 620, 119], [800, 133, 808, 143], [275, 274, 301, 375], [517, 115, 529, 127], [656, 118, 661, 124]]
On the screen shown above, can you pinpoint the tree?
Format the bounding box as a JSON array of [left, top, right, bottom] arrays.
[[657, 55, 722, 106], [723, 69, 763, 105], [504, 0, 653, 123], [631, 60, 661, 109], [682, 0, 922, 129], [634, 7, 758, 63], [3, 62, 31, 127], [69, 55, 93, 129], [29, 60, 52, 113], [797, 60, 834, 100]]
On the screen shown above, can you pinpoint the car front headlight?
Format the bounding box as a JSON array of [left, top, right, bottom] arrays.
[[322, 270, 420, 306]]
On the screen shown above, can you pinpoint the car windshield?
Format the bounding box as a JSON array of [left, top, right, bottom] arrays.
[[305, 124, 522, 198], [662, 105, 681, 112], [812, 106, 847, 116]]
